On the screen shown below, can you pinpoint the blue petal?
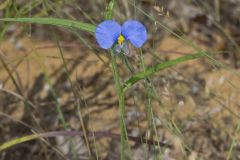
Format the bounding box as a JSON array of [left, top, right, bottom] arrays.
[[95, 20, 121, 49], [122, 20, 147, 48]]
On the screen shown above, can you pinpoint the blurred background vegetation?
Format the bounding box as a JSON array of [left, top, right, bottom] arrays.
[[0, 0, 240, 159]]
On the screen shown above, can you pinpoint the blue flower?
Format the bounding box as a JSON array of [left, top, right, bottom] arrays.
[[95, 20, 147, 51]]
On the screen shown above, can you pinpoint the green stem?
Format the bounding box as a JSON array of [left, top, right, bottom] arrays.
[[110, 50, 126, 160]]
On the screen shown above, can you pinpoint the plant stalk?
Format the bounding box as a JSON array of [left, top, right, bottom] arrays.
[[110, 50, 126, 160]]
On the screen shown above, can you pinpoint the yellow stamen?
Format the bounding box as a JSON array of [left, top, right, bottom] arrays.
[[117, 34, 125, 45]]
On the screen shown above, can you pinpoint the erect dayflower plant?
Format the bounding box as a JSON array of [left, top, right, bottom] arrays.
[[95, 20, 147, 54]]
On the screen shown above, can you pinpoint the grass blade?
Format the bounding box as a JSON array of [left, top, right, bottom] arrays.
[[0, 18, 96, 33], [0, 134, 40, 152], [0, 131, 171, 152]]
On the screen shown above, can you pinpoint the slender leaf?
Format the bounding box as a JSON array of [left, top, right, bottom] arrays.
[[0, 18, 96, 33], [0, 134, 40, 152], [123, 52, 212, 92], [105, 0, 115, 19], [0, 131, 171, 152]]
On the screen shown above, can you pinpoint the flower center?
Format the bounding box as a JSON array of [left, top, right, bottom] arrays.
[[117, 34, 125, 45]]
